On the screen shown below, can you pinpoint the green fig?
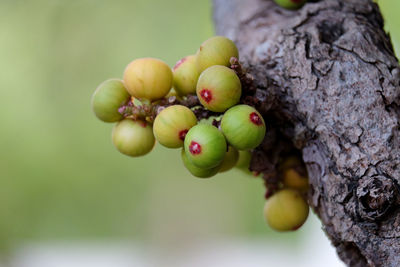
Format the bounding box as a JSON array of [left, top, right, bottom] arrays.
[[196, 65, 241, 112], [181, 149, 220, 178], [123, 58, 173, 101], [196, 36, 239, 73], [273, 0, 306, 10], [184, 124, 227, 169], [112, 119, 155, 157], [221, 105, 266, 150], [236, 150, 252, 174], [153, 105, 197, 148], [219, 146, 239, 172], [91, 79, 130, 122], [263, 189, 309, 232], [173, 55, 199, 96]]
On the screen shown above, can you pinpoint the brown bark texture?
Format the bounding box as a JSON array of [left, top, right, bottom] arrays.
[[213, 0, 400, 266]]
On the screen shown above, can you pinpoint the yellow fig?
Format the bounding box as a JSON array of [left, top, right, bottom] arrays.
[[279, 156, 309, 192], [196, 36, 239, 73], [123, 58, 173, 101], [153, 105, 197, 148], [263, 189, 309, 232], [173, 55, 199, 96]]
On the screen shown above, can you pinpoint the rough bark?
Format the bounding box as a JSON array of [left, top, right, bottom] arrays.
[[213, 0, 400, 266]]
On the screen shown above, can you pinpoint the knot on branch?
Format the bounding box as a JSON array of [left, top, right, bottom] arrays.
[[356, 176, 398, 221]]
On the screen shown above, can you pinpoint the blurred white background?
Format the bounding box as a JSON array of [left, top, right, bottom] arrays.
[[4, 214, 344, 267]]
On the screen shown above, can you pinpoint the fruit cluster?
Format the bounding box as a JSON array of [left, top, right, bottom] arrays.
[[91, 36, 265, 176], [91, 36, 309, 232]]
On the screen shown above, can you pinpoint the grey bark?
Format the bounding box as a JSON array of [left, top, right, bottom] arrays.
[[213, 0, 400, 266]]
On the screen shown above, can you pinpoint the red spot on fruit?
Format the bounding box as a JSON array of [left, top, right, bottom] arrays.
[[249, 112, 263, 126], [189, 141, 202, 155], [173, 57, 187, 71], [200, 89, 212, 103], [139, 121, 147, 128], [179, 129, 188, 141]]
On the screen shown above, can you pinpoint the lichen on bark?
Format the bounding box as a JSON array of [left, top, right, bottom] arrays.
[[213, 0, 400, 266]]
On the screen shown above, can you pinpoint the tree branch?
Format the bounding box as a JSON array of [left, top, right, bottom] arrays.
[[213, 0, 400, 266]]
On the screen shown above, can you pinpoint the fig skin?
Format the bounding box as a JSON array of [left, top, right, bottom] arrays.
[[273, 0, 306, 10], [196, 36, 239, 73], [235, 150, 253, 174], [112, 119, 155, 157], [196, 65, 241, 112], [181, 149, 220, 178], [279, 156, 309, 192], [263, 189, 309, 232], [153, 105, 197, 148], [184, 124, 227, 169], [123, 58, 173, 101], [173, 55, 199, 96], [221, 105, 266, 150], [91, 79, 130, 122], [219, 146, 239, 173]]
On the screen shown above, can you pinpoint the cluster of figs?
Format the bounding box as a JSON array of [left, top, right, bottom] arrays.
[[92, 35, 310, 231]]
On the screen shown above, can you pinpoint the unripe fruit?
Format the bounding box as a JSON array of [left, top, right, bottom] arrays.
[[173, 55, 199, 96], [196, 65, 241, 112], [123, 58, 173, 101], [279, 156, 309, 192], [263, 189, 309, 232], [181, 149, 220, 178], [153, 105, 197, 148], [219, 146, 239, 172], [184, 124, 227, 169], [91, 79, 130, 122], [221, 105, 266, 150], [112, 119, 155, 157], [196, 36, 239, 73], [273, 0, 306, 10]]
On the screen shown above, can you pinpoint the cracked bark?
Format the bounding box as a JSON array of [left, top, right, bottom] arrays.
[[213, 0, 400, 266]]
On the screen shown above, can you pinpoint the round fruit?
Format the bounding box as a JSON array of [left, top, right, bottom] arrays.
[[219, 146, 239, 172], [91, 79, 130, 122], [221, 105, 266, 150], [273, 0, 306, 10], [196, 36, 239, 73], [184, 124, 227, 169], [196, 65, 241, 112], [112, 119, 155, 157], [173, 55, 199, 96], [181, 149, 220, 178], [263, 189, 309, 232], [123, 58, 173, 101], [279, 156, 309, 191], [153, 105, 197, 148]]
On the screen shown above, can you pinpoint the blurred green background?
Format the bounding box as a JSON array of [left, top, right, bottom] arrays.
[[0, 0, 398, 255]]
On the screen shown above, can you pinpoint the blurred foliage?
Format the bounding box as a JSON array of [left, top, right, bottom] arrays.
[[377, 0, 400, 57], [0, 0, 399, 252]]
